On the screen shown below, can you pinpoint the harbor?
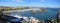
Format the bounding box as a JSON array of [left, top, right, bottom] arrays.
[[0, 0, 60, 23], [0, 8, 59, 23]]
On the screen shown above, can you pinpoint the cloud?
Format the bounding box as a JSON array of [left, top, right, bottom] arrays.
[[40, 0, 48, 2], [12, 0, 24, 2]]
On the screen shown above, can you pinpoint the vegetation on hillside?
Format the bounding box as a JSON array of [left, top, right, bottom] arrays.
[[0, 6, 30, 11]]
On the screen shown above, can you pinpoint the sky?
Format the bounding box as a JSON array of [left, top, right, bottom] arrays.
[[0, 0, 60, 8]]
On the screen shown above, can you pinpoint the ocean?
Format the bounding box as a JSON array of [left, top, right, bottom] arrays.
[[8, 8, 59, 20]]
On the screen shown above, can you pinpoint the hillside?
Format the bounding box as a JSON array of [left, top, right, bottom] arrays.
[[0, 6, 29, 11]]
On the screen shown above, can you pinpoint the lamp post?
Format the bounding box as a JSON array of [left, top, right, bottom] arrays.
[[57, 10, 60, 23]]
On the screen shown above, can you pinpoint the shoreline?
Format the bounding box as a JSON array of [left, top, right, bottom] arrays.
[[3, 9, 32, 12]]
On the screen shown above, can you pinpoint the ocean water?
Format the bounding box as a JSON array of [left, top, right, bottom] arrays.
[[8, 8, 58, 20]]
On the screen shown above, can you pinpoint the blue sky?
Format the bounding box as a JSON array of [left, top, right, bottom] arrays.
[[0, 0, 60, 7]]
